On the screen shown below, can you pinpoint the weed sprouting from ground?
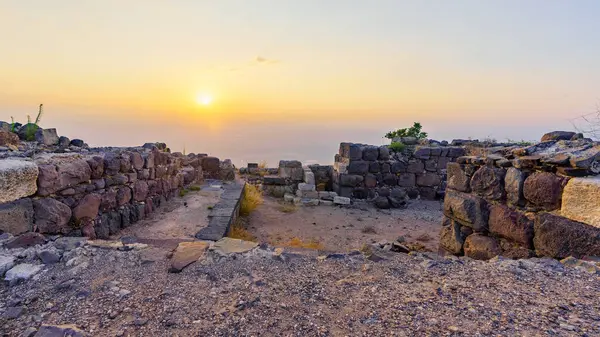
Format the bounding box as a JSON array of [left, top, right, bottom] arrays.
[[189, 185, 201, 191], [179, 189, 189, 197], [240, 184, 263, 216], [278, 203, 298, 213], [388, 142, 406, 152], [361, 225, 377, 234], [227, 218, 257, 242], [282, 237, 324, 250]]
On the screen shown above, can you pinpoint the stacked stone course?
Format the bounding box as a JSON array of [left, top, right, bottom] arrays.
[[440, 135, 600, 260], [0, 127, 234, 239], [332, 142, 466, 208]]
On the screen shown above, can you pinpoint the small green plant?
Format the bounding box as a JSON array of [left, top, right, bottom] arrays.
[[189, 185, 201, 191], [207, 205, 214, 210], [11, 104, 44, 141], [388, 141, 406, 152], [179, 189, 189, 197], [385, 122, 428, 140]]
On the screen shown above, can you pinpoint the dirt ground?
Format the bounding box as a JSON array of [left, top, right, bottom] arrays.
[[115, 187, 221, 248], [247, 197, 443, 252]]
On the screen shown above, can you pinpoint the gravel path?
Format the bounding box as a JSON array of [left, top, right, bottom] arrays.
[[2, 244, 599, 336]]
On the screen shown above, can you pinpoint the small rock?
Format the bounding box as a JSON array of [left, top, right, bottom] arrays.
[[5, 264, 43, 284], [134, 318, 148, 326], [34, 324, 85, 337], [21, 327, 37, 337], [118, 289, 131, 298], [4, 233, 46, 249], [4, 306, 24, 319], [0, 254, 16, 276], [38, 250, 61, 264]]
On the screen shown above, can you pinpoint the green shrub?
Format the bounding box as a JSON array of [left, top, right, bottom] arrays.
[[189, 185, 201, 191], [388, 142, 406, 152], [385, 122, 427, 140]]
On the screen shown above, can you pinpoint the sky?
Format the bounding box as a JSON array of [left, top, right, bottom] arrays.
[[1, 0, 600, 166]]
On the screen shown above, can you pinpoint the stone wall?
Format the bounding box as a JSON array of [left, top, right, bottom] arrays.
[[440, 136, 600, 260], [0, 141, 233, 239], [332, 142, 466, 208]]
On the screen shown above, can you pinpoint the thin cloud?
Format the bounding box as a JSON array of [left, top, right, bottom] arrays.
[[254, 56, 279, 65]]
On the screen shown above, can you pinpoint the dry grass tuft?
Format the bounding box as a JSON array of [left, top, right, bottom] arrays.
[[278, 203, 298, 213], [227, 218, 257, 242], [415, 233, 432, 242], [240, 184, 263, 216], [258, 160, 268, 169], [283, 237, 324, 250], [361, 225, 377, 234]]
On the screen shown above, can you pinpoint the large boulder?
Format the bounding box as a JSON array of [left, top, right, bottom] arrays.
[[133, 180, 148, 202], [470, 166, 505, 200], [0, 129, 19, 147], [0, 160, 38, 203], [33, 198, 72, 234], [85, 156, 104, 179], [56, 159, 92, 191], [35, 128, 59, 145], [72, 193, 101, 221], [16, 123, 40, 141], [0, 198, 34, 235], [446, 162, 471, 192], [202, 156, 221, 178], [36, 164, 58, 196], [561, 176, 600, 228], [439, 217, 467, 254], [488, 204, 534, 248], [463, 234, 502, 260], [416, 172, 441, 187], [505, 167, 526, 206], [443, 190, 489, 232], [540, 131, 576, 142], [534, 213, 600, 259], [523, 172, 568, 210]]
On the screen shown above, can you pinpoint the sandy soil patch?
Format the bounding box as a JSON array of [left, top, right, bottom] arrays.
[[247, 196, 443, 252]]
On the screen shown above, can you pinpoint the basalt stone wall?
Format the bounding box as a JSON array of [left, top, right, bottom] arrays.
[[0, 145, 232, 239], [440, 137, 600, 260], [332, 142, 466, 208]]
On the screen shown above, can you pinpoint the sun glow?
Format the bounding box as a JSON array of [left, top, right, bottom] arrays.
[[196, 94, 212, 106]]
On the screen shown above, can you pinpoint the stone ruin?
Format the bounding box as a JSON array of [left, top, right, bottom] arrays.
[[0, 123, 235, 239], [333, 141, 466, 207], [440, 131, 600, 260]]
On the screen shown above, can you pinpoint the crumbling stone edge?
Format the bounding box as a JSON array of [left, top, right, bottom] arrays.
[[194, 181, 245, 241]]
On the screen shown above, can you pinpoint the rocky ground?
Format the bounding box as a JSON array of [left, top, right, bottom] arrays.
[[1, 236, 600, 336], [247, 197, 443, 252]]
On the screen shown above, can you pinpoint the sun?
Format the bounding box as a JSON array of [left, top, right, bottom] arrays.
[[196, 94, 212, 106]]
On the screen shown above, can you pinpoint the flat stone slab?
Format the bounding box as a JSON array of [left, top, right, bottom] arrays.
[[0, 159, 38, 203], [5, 263, 43, 283], [35, 324, 85, 337], [208, 207, 235, 217], [211, 237, 258, 255], [561, 176, 600, 228], [0, 255, 16, 276], [169, 241, 209, 273]]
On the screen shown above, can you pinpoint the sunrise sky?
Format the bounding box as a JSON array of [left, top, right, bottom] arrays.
[[1, 1, 600, 165]]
